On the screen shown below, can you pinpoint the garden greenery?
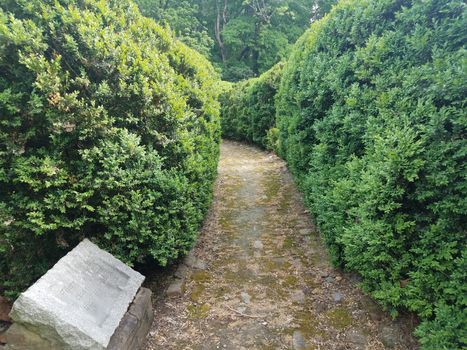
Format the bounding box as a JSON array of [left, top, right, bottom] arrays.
[[136, 0, 329, 81], [220, 62, 283, 150], [0, 0, 220, 297], [222, 0, 466, 347], [0, 0, 465, 346]]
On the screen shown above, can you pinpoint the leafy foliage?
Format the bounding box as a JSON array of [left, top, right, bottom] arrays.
[[0, 0, 221, 297], [277, 0, 467, 347], [136, 0, 337, 81], [136, 0, 214, 57], [220, 62, 283, 149], [221, 0, 467, 347]]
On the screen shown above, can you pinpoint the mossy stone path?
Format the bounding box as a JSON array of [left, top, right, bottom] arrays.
[[143, 140, 418, 350]]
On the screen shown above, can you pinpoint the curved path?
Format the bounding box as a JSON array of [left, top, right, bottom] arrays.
[[143, 140, 418, 350]]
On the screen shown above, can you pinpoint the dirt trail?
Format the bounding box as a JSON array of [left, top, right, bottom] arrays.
[[143, 140, 418, 350]]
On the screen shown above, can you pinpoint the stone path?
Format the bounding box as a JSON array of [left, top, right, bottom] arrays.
[[143, 140, 418, 350]]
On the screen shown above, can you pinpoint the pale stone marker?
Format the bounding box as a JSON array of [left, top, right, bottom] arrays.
[[4, 239, 152, 350]]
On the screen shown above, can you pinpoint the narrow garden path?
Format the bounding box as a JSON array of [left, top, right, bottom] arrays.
[[143, 140, 418, 350]]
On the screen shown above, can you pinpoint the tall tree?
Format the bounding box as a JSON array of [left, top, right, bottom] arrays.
[[215, 0, 228, 62]]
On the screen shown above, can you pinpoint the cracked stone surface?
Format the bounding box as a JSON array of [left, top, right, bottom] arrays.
[[143, 140, 419, 350]]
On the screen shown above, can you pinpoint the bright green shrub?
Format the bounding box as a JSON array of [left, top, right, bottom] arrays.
[[276, 0, 466, 347], [0, 0, 220, 297], [220, 62, 283, 149]]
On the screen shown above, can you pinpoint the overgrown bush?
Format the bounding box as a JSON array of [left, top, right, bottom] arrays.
[[220, 62, 283, 149], [220, 0, 466, 347], [0, 0, 220, 297], [276, 0, 466, 347]]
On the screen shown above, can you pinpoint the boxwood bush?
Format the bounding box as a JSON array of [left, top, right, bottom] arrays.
[[0, 0, 220, 297], [220, 62, 283, 150], [220, 0, 466, 347], [276, 0, 466, 348]]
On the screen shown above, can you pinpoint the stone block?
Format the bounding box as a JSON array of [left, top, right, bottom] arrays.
[[4, 323, 59, 350], [6, 239, 145, 350], [166, 278, 185, 297]]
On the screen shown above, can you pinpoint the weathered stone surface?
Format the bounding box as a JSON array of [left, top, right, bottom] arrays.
[[107, 288, 153, 350], [183, 252, 207, 270], [380, 325, 400, 348], [174, 264, 189, 279], [346, 330, 368, 349], [292, 330, 307, 350], [291, 290, 305, 304], [332, 291, 343, 303], [166, 279, 184, 297], [240, 292, 251, 304], [7, 239, 145, 350], [4, 323, 59, 350], [6, 289, 153, 350]]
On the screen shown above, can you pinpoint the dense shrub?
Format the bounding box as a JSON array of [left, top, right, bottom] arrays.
[[0, 0, 220, 297], [276, 0, 466, 347], [220, 0, 466, 346], [220, 62, 283, 149]]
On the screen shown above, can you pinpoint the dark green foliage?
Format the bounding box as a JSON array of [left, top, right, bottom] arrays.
[[276, 0, 467, 347], [221, 0, 466, 346], [0, 0, 221, 297], [136, 0, 214, 57], [135, 0, 336, 81], [215, 0, 317, 81], [220, 63, 283, 149]]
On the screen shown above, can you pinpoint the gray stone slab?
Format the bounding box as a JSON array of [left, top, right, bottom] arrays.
[[8, 239, 145, 350]]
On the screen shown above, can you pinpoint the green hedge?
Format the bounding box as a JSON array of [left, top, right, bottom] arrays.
[[220, 62, 283, 149], [0, 0, 220, 297], [220, 0, 466, 347], [276, 0, 466, 348]]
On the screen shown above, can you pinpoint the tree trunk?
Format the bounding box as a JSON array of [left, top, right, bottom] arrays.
[[215, 0, 227, 62]]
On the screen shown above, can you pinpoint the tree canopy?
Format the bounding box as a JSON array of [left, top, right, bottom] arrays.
[[136, 0, 337, 81]]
